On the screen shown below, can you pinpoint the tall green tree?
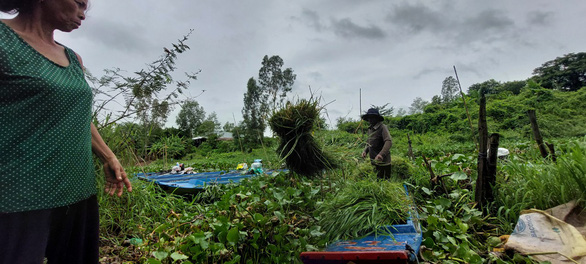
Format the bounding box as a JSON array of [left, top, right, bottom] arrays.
[[467, 79, 501, 96], [176, 100, 206, 137], [500, 80, 526, 95], [532, 52, 586, 91], [241, 55, 296, 145], [199, 112, 221, 136], [441, 76, 459, 103], [257, 55, 296, 118], [242, 78, 265, 146], [396, 108, 407, 117], [223, 122, 235, 132], [409, 97, 429, 114]]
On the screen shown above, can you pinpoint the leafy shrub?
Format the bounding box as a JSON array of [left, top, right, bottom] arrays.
[[336, 120, 365, 134], [149, 134, 186, 159]]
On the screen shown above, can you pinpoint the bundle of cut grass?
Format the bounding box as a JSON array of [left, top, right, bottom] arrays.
[[317, 180, 410, 242], [269, 99, 335, 176]]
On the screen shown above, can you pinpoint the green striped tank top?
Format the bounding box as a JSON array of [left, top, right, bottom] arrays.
[[0, 21, 95, 213]]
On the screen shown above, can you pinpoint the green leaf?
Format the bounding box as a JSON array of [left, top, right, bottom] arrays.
[[422, 237, 435, 248], [218, 230, 227, 243], [447, 235, 457, 245], [457, 221, 469, 233], [450, 171, 468, 181], [274, 211, 285, 221], [253, 213, 266, 224], [273, 190, 285, 201], [486, 236, 502, 247], [224, 255, 241, 264], [170, 252, 189, 261], [422, 187, 433, 195], [309, 226, 324, 237], [146, 259, 162, 264], [451, 153, 465, 161], [310, 187, 320, 196], [152, 251, 168, 261], [468, 253, 484, 264], [153, 223, 168, 234], [227, 227, 239, 243], [427, 215, 438, 227], [435, 197, 452, 208], [266, 244, 278, 254]]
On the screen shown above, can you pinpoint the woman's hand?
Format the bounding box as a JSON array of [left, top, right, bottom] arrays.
[[374, 154, 383, 161], [102, 158, 132, 197]]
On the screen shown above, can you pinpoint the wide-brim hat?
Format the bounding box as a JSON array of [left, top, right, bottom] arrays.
[[361, 108, 384, 122]]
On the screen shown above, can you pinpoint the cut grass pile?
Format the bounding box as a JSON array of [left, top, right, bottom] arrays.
[[317, 179, 411, 242], [269, 98, 335, 176]]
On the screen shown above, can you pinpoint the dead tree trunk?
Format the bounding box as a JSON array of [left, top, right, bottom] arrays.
[[475, 93, 489, 209], [527, 110, 549, 159]]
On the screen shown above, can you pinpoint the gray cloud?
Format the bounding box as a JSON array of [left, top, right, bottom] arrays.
[[75, 18, 155, 54], [330, 18, 386, 40], [296, 9, 386, 40], [455, 9, 516, 44], [413, 67, 444, 80], [467, 10, 514, 32], [386, 3, 517, 46], [300, 8, 325, 32], [526, 11, 554, 26], [386, 3, 446, 33], [307, 71, 323, 82]]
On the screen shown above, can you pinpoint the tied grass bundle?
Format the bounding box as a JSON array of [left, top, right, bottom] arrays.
[[318, 180, 410, 242], [269, 99, 335, 176]]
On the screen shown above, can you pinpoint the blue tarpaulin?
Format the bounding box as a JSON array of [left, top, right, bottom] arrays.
[[136, 170, 283, 193]]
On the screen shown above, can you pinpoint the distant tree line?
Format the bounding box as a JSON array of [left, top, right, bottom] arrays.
[[337, 52, 586, 139]]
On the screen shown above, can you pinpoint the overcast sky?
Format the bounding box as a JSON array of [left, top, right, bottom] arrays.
[[4, 0, 585, 129]]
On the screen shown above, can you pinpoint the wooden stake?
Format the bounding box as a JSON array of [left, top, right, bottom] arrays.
[[546, 142, 557, 162], [475, 93, 488, 209], [486, 133, 499, 204], [527, 110, 549, 159], [407, 133, 414, 160]]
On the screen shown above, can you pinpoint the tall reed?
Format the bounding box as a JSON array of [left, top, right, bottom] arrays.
[[494, 139, 586, 224]]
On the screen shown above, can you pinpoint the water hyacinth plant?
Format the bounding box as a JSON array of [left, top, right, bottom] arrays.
[[269, 98, 336, 176], [317, 179, 411, 242]]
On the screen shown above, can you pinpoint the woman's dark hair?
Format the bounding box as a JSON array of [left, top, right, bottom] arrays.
[[0, 0, 37, 14]]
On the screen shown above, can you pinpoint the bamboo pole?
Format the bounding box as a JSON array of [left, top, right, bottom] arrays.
[[453, 66, 478, 150]]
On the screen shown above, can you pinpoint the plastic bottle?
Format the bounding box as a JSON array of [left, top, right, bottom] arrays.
[[251, 159, 263, 174]]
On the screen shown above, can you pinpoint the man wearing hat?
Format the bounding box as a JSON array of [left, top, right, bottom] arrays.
[[361, 108, 393, 178]]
